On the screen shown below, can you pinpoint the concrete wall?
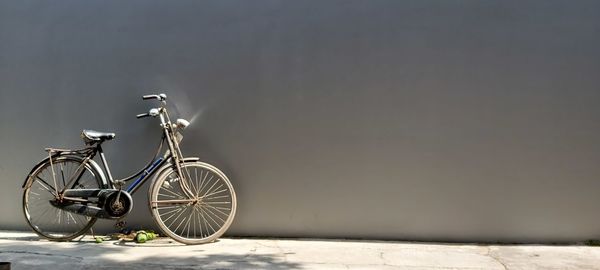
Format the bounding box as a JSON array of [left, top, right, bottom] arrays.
[[1, 0, 600, 242]]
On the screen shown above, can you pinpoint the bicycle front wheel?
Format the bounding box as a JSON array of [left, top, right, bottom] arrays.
[[149, 161, 237, 244], [22, 156, 103, 241]]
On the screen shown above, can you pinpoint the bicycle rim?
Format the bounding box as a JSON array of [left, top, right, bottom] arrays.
[[150, 161, 236, 244], [22, 156, 101, 241]]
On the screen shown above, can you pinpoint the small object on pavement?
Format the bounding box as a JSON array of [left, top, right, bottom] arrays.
[[135, 230, 148, 243], [133, 230, 159, 243], [107, 233, 125, 240], [94, 237, 103, 243]]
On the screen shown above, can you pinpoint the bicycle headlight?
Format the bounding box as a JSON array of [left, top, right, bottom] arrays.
[[176, 118, 190, 129]]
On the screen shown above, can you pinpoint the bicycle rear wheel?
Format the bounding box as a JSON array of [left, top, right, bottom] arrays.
[[149, 161, 237, 244], [22, 156, 103, 241]]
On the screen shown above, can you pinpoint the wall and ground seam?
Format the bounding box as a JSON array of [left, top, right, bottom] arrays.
[[1, 1, 599, 243]]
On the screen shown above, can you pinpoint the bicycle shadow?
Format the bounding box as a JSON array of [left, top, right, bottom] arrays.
[[0, 238, 302, 270], [111, 237, 208, 248], [0, 233, 102, 242], [0, 235, 39, 241]]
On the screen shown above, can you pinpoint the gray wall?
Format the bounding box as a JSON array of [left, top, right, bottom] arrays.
[[1, 0, 600, 242]]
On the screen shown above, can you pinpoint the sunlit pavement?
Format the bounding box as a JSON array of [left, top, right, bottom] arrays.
[[0, 231, 599, 269]]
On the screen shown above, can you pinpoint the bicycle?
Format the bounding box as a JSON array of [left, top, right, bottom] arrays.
[[21, 93, 237, 244]]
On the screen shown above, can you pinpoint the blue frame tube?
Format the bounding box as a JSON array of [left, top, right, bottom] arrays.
[[126, 157, 165, 193]]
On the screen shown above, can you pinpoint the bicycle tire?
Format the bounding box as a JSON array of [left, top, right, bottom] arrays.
[[22, 155, 103, 241], [149, 161, 237, 244]]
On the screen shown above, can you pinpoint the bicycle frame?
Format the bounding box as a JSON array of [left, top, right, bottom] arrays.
[[76, 142, 172, 195], [42, 101, 194, 199]]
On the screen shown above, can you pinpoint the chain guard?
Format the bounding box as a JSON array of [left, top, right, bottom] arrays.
[[51, 189, 133, 219]]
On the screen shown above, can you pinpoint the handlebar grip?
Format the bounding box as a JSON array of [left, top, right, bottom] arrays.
[[136, 113, 150, 118], [142, 94, 167, 101]]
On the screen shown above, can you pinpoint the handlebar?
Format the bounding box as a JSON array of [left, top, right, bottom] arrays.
[[142, 93, 167, 101], [136, 108, 161, 119], [138, 94, 166, 119]]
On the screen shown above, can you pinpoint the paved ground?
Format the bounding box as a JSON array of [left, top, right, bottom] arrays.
[[0, 231, 599, 269]]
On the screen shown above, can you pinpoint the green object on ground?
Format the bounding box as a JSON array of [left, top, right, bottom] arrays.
[[94, 237, 103, 243], [135, 231, 148, 243], [132, 230, 159, 243]]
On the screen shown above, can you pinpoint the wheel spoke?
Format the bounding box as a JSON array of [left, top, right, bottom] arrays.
[[193, 168, 200, 196], [200, 176, 217, 197], [172, 207, 190, 234], [159, 206, 181, 222], [196, 170, 209, 197], [199, 206, 215, 235], [202, 187, 227, 199], [204, 194, 230, 201], [195, 207, 204, 238], [157, 193, 178, 199], [201, 204, 226, 224], [155, 205, 185, 210], [184, 210, 193, 238], [35, 176, 56, 194], [158, 207, 183, 217], [152, 199, 195, 205], [165, 206, 188, 227], [160, 186, 186, 199], [60, 163, 67, 187], [186, 168, 198, 196], [204, 201, 231, 205], [203, 204, 231, 218]]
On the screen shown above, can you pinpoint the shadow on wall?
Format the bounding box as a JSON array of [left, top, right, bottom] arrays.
[[0, 238, 302, 270]]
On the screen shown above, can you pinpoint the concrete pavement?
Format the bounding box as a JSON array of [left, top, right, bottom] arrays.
[[0, 231, 599, 269]]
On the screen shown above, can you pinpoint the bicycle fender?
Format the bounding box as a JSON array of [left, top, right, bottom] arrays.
[[87, 159, 109, 187], [22, 155, 108, 188]]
